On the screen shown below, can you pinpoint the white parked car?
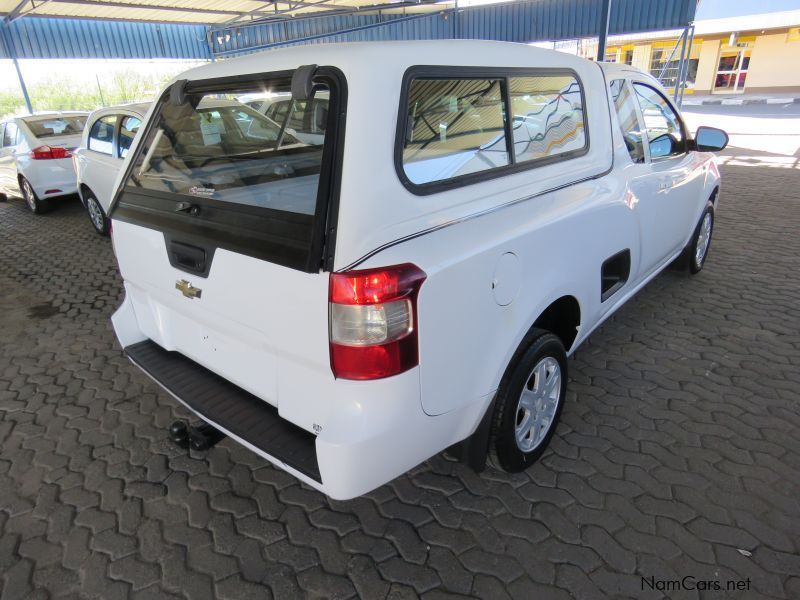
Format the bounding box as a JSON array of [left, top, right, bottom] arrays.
[[243, 91, 329, 145], [74, 103, 150, 235], [0, 112, 88, 213], [108, 42, 727, 500]]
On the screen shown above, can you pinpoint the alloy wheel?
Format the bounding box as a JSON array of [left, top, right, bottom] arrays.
[[87, 197, 105, 231], [515, 356, 562, 452], [22, 180, 36, 211], [695, 212, 712, 268]]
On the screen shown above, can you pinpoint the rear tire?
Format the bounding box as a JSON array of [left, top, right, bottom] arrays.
[[490, 329, 567, 472], [20, 177, 50, 214], [83, 188, 109, 236]]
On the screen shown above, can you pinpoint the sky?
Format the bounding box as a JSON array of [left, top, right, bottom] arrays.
[[695, 0, 800, 19]]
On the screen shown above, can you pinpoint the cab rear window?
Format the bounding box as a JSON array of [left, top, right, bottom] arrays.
[[112, 70, 343, 273]]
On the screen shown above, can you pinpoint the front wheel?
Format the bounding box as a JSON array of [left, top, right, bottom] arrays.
[[84, 188, 109, 236], [688, 206, 714, 274], [20, 177, 49, 214], [490, 329, 567, 472]]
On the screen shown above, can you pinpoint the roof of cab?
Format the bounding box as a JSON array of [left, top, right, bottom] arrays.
[[597, 61, 660, 84], [173, 40, 595, 84], [88, 102, 151, 119]]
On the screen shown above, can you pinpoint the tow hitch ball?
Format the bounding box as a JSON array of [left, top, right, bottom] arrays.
[[169, 420, 226, 451]]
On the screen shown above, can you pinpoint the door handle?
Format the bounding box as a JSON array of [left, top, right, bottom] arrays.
[[169, 240, 207, 274]]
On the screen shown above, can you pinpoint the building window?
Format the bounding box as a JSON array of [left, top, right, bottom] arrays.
[[623, 49, 634, 65], [649, 46, 682, 89], [714, 43, 752, 93]]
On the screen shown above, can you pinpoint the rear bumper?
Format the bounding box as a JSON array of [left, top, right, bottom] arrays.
[[21, 159, 78, 198], [112, 294, 490, 499], [125, 339, 322, 482]]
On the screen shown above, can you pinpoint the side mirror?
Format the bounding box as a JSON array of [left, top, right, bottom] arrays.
[[695, 126, 728, 152], [649, 133, 676, 159]]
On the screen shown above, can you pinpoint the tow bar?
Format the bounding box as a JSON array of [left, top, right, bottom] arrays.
[[169, 420, 226, 451]]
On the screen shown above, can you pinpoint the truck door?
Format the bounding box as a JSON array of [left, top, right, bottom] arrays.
[[630, 81, 705, 274]]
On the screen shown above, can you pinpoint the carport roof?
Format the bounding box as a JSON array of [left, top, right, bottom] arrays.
[[0, 0, 444, 25]]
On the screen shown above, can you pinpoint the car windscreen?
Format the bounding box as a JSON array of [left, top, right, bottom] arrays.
[[24, 116, 86, 138], [112, 72, 340, 273]]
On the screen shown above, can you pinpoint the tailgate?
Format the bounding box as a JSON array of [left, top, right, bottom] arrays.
[[109, 68, 345, 409], [114, 220, 330, 407]]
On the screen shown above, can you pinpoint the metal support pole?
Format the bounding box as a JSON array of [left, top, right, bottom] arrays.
[[678, 24, 695, 107], [454, 0, 459, 40], [673, 24, 689, 102], [657, 28, 686, 81], [205, 27, 217, 62], [1, 22, 33, 114], [597, 0, 612, 61]]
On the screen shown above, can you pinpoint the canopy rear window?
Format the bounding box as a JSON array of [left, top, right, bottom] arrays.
[[112, 69, 344, 273], [128, 94, 321, 214]]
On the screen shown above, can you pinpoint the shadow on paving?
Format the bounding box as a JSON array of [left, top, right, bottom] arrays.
[[0, 164, 798, 599]]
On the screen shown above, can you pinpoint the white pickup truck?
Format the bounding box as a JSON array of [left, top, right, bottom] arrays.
[[108, 41, 727, 500]]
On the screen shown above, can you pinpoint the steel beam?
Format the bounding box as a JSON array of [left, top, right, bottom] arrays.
[[214, 0, 445, 29], [657, 27, 687, 82], [213, 10, 434, 57], [596, 0, 611, 61], [678, 23, 695, 107], [5, 0, 33, 22], [8, 0, 254, 22], [221, 0, 342, 24], [0, 22, 33, 113], [673, 24, 689, 101]]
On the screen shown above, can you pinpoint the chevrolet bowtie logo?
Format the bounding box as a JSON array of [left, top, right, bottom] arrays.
[[175, 279, 202, 299]]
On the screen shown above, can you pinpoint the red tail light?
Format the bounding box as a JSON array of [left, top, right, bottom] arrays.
[[329, 263, 426, 380], [31, 145, 72, 160]]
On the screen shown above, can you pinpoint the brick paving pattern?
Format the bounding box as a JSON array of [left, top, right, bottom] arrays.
[[1, 160, 798, 599]]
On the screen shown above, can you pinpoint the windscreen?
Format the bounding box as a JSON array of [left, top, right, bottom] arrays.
[[127, 90, 326, 215], [24, 116, 86, 138]]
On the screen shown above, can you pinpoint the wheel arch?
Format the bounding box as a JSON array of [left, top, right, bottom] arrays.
[[709, 185, 719, 207], [530, 295, 581, 354], [78, 182, 93, 206], [455, 294, 581, 472], [497, 294, 582, 390]]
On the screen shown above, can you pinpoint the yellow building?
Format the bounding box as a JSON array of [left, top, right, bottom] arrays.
[[599, 9, 800, 96]]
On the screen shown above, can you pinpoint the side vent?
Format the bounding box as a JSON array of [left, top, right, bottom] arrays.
[[601, 249, 631, 302]]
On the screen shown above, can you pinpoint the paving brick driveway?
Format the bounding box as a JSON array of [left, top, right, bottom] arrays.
[[1, 159, 799, 599]]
